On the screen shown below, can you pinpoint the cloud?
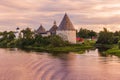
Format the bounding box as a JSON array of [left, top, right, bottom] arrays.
[[0, 0, 120, 32]]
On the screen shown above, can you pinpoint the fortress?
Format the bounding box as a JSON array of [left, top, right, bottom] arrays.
[[36, 13, 76, 44]]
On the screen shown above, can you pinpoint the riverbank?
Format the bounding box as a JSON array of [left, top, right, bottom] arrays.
[[95, 44, 120, 57], [20, 40, 94, 53], [26, 40, 95, 53], [95, 44, 114, 50], [104, 45, 120, 57], [24, 42, 95, 53]]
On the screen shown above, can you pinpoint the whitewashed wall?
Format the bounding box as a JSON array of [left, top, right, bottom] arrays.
[[41, 32, 51, 37], [57, 30, 76, 44]]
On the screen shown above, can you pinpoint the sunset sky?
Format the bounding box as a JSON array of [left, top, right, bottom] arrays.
[[1, 0, 120, 32]]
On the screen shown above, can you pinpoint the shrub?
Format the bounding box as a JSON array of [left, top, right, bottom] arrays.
[[118, 40, 120, 49]]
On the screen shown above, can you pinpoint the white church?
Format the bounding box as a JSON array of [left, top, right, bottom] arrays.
[[36, 13, 76, 44]]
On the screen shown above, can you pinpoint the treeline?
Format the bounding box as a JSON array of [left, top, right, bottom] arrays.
[[1, 27, 119, 49], [77, 28, 120, 45], [0, 28, 69, 48], [97, 28, 120, 57], [96, 28, 120, 44], [77, 28, 97, 39]]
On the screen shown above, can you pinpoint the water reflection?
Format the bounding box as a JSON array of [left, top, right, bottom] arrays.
[[0, 48, 119, 80]]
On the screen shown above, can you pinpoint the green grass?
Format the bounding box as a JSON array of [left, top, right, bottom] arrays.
[[104, 45, 120, 57], [24, 40, 95, 53], [0, 39, 96, 54]]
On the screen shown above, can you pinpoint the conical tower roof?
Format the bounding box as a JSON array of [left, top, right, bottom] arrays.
[[36, 25, 46, 34], [49, 21, 58, 32], [58, 13, 75, 30]]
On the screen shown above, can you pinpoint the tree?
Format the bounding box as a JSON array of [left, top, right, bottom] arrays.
[[96, 28, 114, 44], [49, 35, 69, 47], [17, 28, 35, 48], [21, 28, 34, 39], [88, 30, 97, 39], [77, 28, 97, 39], [2, 31, 8, 40], [118, 40, 120, 49], [8, 31, 15, 41], [114, 31, 120, 36], [34, 34, 50, 46], [77, 28, 90, 38]]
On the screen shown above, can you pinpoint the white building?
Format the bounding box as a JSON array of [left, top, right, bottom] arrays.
[[14, 27, 21, 39], [36, 14, 76, 43], [57, 13, 76, 44]]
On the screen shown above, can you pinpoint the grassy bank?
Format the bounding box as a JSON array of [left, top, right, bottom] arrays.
[[95, 44, 114, 50], [24, 40, 95, 53], [24, 44, 94, 53], [104, 45, 120, 57], [0, 38, 96, 54]]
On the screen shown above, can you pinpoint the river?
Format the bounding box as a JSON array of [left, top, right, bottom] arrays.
[[0, 48, 120, 80]]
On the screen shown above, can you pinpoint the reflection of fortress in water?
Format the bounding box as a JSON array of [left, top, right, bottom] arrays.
[[36, 13, 76, 44]]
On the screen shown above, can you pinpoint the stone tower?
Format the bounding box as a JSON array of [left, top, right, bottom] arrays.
[[57, 13, 76, 43]]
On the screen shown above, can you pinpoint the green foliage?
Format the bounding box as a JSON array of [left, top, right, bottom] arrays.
[[0, 40, 8, 47], [88, 30, 97, 39], [97, 29, 120, 57], [96, 28, 114, 44], [21, 28, 34, 39], [7, 40, 17, 48], [16, 28, 70, 48], [83, 40, 96, 46], [25, 41, 94, 53], [49, 35, 69, 47], [77, 28, 89, 38], [16, 28, 35, 48], [8, 31, 16, 41], [34, 35, 50, 46], [97, 28, 120, 44], [104, 45, 120, 57], [113, 36, 119, 44], [118, 40, 120, 49], [17, 38, 35, 48], [0, 31, 8, 41], [77, 28, 97, 39], [34, 35, 69, 47], [0, 27, 95, 53], [0, 31, 16, 48], [114, 31, 120, 36]]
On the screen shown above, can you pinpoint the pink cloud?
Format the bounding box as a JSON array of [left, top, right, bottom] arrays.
[[0, 0, 120, 32]]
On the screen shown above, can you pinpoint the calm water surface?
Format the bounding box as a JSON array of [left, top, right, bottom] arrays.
[[0, 48, 120, 80]]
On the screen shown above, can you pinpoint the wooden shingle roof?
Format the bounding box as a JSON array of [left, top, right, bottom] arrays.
[[36, 25, 46, 34], [49, 21, 58, 33], [58, 13, 75, 31]]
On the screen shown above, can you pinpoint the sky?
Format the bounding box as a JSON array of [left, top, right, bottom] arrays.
[[1, 0, 120, 32]]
